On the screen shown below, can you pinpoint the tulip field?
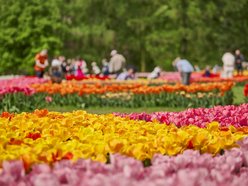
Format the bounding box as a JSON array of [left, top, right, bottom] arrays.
[[0, 76, 235, 112], [1, 76, 248, 185]]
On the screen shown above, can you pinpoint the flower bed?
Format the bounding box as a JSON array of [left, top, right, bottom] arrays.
[[65, 74, 110, 81], [1, 109, 246, 165], [1, 82, 234, 112], [31, 81, 233, 95], [0, 76, 235, 112], [0, 77, 48, 112], [245, 84, 248, 103], [160, 72, 248, 84], [1, 145, 248, 186], [115, 104, 248, 128], [1, 107, 248, 185], [0, 76, 47, 96]]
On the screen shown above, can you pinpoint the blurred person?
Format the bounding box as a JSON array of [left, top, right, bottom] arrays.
[[221, 52, 235, 78], [102, 59, 109, 76], [194, 65, 201, 72], [61, 60, 69, 74], [34, 49, 48, 78], [109, 50, 126, 74], [117, 67, 136, 80], [147, 66, 161, 79], [212, 64, 221, 74], [51, 56, 62, 68], [58, 56, 65, 63], [49, 66, 63, 83], [75, 59, 85, 78], [43, 72, 51, 81], [203, 65, 211, 77], [235, 49, 245, 76], [78, 58, 88, 74], [91, 62, 101, 75], [69, 59, 77, 76], [173, 57, 194, 85]]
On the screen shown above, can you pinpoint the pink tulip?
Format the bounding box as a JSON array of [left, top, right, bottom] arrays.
[[0, 76, 47, 96], [115, 104, 248, 128], [1, 138, 248, 185], [45, 96, 53, 103]]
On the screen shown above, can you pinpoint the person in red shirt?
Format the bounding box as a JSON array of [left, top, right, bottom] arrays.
[[34, 49, 48, 78]]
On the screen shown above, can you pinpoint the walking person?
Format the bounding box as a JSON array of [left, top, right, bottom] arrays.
[[173, 57, 194, 85]]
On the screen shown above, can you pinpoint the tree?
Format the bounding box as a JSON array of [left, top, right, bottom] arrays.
[[0, 0, 248, 73], [0, 0, 64, 74]]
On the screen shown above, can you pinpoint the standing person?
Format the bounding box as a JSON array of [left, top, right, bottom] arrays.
[[203, 65, 211, 77], [51, 56, 62, 68], [49, 66, 63, 83], [102, 59, 109, 76], [61, 60, 68, 74], [75, 59, 85, 78], [91, 62, 101, 75], [221, 52, 235, 78], [174, 57, 194, 85], [78, 58, 88, 74], [34, 49, 48, 78], [108, 50, 126, 75], [235, 49, 245, 76]]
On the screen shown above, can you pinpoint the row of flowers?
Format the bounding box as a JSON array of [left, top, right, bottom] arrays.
[[0, 76, 47, 96], [0, 109, 247, 167], [0, 76, 47, 88], [1, 107, 248, 185], [31, 81, 234, 95], [160, 72, 248, 84], [0, 79, 234, 112], [1, 141, 248, 186], [0, 77, 234, 96], [115, 104, 248, 128]]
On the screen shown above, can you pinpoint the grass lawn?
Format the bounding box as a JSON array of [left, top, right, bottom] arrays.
[[45, 85, 246, 114], [233, 85, 245, 105], [46, 105, 185, 114]]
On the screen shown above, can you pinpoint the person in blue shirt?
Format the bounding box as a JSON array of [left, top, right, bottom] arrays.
[[174, 57, 194, 85]]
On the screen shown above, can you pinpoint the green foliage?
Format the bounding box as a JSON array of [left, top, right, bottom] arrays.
[[0, 0, 248, 73], [0, 91, 233, 113], [0, 0, 64, 74]]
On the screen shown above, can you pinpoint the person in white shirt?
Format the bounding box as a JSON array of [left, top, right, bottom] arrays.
[[51, 57, 62, 67], [117, 68, 135, 80], [91, 62, 101, 75], [148, 66, 161, 79], [221, 52, 235, 78], [108, 50, 126, 74]]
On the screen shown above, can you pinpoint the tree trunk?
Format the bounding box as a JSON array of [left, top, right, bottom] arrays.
[[140, 49, 146, 72]]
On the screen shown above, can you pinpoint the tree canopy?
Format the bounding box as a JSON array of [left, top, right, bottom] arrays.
[[0, 0, 247, 74]]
